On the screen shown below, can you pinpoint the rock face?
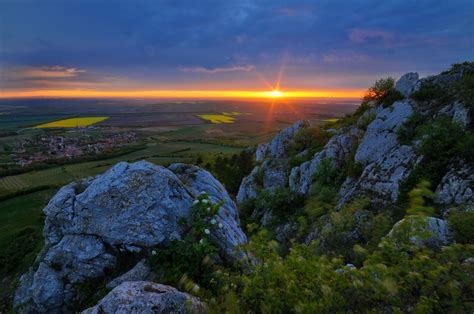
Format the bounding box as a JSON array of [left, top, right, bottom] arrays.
[[237, 120, 308, 203], [339, 145, 422, 205], [355, 100, 414, 166], [289, 129, 360, 195], [435, 164, 474, 206], [82, 281, 205, 314], [14, 161, 246, 313], [106, 260, 151, 289], [395, 72, 419, 97]]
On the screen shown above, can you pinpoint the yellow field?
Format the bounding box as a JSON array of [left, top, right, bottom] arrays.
[[35, 117, 109, 128], [324, 118, 339, 123], [197, 114, 236, 123]]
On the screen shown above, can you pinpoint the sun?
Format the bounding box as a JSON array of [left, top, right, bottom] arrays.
[[269, 90, 284, 98]]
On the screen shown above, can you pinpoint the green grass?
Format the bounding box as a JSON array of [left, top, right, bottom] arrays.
[[0, 189, 55, 251]]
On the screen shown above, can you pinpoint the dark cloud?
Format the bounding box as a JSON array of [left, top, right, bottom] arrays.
[[0, 0, 472, 90]]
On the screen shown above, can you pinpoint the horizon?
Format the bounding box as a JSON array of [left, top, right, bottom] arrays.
[[1, 1, 473, 100]]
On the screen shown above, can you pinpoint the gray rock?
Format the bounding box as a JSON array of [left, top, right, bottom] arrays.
[[15, 160, 246, 313], [290, 130, 359, 195], [386, 217, 452, 249], [106, 260, 151, 289], [395, 72, 419, 97], [168, 163, 248, 261], [452, 102, 470, 128], [256, 120, 308, 160], [236, 166, 261, 203], [355, 100, 413, 166], [237, 120, 308, 203], [339, 145, 421, 205], [82, 281, 205, 314], [435, 164, 474, 205]]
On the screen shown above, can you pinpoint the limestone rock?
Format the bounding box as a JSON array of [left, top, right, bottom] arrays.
[[290, 129, 359, 195], [237, 120, 308, 203], [82, 281, 205, 314], [256, 120, 308, 160], [395, 72, 418, 97], [236, 166, 261, 203], [15, 161, 246, 313], [339, 145, 421, 205], [106, 260, 151, 290], [435, 164, 474, 206], [386, 217, 452, 249], [168, 163, 248, 261], [355, 100, 413, 166]]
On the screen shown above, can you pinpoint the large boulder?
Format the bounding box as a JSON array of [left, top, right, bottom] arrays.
[[395, 72, 418, 97], [14, 161, 246, 313], [385, 216, 452, 249], [355, 100, 414, 166], [289, 128, 360, 195], [82, 281, 205, 314]]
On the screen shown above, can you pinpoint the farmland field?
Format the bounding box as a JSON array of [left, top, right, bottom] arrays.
[[35, 116, 109, 128]]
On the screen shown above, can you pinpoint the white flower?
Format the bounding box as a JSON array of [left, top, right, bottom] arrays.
[[211, 219, 217, 225], [199, 239, 204, 244], [152, 250, 157, 256], [193, 200, 199, 205], [207, 207, 211, 212], [192, 284, 200, 293], [200, 191, 206, 195], [202, 199, 209, 204], [218, 223, 223, 229], [204, 228, 211, 235]]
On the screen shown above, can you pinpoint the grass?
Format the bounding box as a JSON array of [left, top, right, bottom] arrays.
[[0, 189, 55, 251], [35, 116, 109, 128]]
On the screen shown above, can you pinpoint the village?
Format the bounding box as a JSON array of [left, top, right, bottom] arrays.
[[11, 131, 137, 166]]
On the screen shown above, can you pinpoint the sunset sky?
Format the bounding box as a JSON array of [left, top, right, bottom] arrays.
[[0, 0, 473, 99]]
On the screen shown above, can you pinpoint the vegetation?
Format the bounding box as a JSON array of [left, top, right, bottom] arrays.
[[448, 211, 474, 244], [147, 193, 222, 296], [363, 77, 404, 107]]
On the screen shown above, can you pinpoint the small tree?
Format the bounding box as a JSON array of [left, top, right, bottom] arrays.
[[406, 180, 434, 217], [363, 77, 402, 106]]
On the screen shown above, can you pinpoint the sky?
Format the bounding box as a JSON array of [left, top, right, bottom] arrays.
[[0, 0, 473, 99]]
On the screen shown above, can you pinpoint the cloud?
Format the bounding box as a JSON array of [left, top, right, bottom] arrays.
[[179, 64, 255, 74], [10, 66, 86, 79], [323, 52, 369, 63], [349, 29, 394, 45]]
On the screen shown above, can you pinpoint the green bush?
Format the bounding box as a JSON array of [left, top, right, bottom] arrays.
[[211, 230, 474, 313], [397, 111, 425, 145], [411, 83, 443, 101], [254, 188, 305, 222], [287, 127, 330, 158], [454, 73, 474, 109], [448, 211, 474, 244], [147, 193, 222, 295], [0, 227, 42, 276], [363, 77, 404, 106]]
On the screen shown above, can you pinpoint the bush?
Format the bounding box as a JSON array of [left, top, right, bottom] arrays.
[[287, 127, 330, 158], [147, 193, 222, 295], [411, 83, 443, 101], [0, 227, 42, 276], [254, 188, 305, 222], [448, 211, 474, 244], [397, 112, 425, 145], [363, 77, 404, 106]]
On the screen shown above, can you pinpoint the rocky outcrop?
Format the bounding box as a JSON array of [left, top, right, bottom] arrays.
[[355, 100, 414, 166], [237, 120, 308, 203], [386, 217, 452, 249], [14, 161, 246, 313], [395, 72, 418, 97], [339, 145, 422, 205], [82, 281, 205, 314], [289, 128, 360, 195], [435, 163, 473, 209], [256, 120, 308, 161]]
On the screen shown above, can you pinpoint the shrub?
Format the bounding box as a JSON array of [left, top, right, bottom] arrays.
[[147, 193, 222, 295], [0, 227, 42, 276], [287, 127, 330, 158], [397, 111, 425, 145], [363, 77, 404, 106], [411, 83, 443, 101], [448, 211, 474, 244], [406, 180, 435, 217], [254, 187, 305, 221]]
